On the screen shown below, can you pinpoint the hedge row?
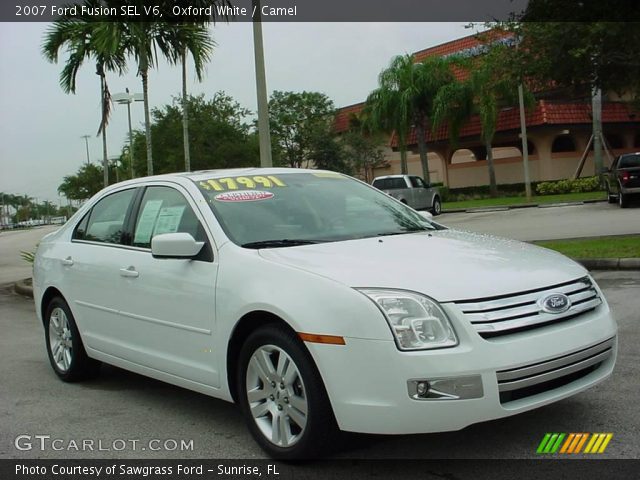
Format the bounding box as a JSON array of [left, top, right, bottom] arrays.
[[535, 176, 601, 195], [432, 177, 602, 202]]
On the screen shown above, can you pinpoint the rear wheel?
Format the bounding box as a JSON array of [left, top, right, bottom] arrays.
[[44, 297, 100, 381], [431, 196, 442, 215], [618, 187, 628, 208], [236, 324, 338, 459]]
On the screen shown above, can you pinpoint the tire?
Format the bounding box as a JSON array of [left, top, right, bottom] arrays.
[[431, 196, 442, 216], [44, 296, 101, 382], [618, 188, 628, 208], [606, 184, 616, 204], [236, 324, 338, 459]]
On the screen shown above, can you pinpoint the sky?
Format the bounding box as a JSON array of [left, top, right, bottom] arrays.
[[0, 22, 473, 204]]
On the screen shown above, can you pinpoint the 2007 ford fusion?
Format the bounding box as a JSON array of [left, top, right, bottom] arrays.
[[33, 169, 617, 459]]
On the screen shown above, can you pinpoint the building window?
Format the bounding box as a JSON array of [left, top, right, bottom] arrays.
[[552, 135, 576, 153]]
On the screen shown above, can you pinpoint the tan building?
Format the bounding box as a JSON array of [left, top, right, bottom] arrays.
[[335, 32, 640, 188]]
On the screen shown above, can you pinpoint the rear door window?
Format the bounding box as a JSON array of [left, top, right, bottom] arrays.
[[74, 189, 136, 244]]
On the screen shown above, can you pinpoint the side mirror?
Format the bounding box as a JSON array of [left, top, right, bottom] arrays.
[[151, 232, 204, 259], [418, 211, 433, 220], [601, 167, 611, 174]]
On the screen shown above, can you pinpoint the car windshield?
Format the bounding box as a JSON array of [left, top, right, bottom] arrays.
[[194, 171, 439, 248], [619, 154, 640, 169]]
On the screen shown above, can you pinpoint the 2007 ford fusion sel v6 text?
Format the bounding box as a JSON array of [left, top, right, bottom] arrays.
[[33, 169, 617, 459]]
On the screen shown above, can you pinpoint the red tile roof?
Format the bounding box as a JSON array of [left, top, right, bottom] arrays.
[[333, 102, 365, 133], [392, 101, 639, 147]]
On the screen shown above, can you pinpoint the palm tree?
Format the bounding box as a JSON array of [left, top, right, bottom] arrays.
[[366, 55, 457, 181], [366, 55, 415, 175], [42, 9, 126, 188], [433, 46, 533, 196], [164, 23, 216, 172]]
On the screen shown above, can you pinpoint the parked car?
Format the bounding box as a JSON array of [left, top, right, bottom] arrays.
[[372, 174, 441, 215], [33, 169, 617, 459], [605, 152, 640, 208]]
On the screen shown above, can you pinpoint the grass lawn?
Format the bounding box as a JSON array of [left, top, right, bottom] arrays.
[[443, 191, 606, 210], [534, 235, 640, 259]]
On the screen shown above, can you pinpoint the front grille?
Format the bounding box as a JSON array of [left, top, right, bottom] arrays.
[[454, 277, 601, 338], [496, 337, 614, 404]]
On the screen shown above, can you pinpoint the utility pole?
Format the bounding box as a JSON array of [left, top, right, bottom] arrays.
[[252, 0, 273, 168], [518, 84, 532, 201]]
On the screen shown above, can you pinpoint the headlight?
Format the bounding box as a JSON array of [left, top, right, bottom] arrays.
[[358, 289, 458, 350]]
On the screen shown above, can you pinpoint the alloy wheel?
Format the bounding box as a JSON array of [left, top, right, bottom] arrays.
[[245, 345, 308, 448], [49, 307, 73, 372]]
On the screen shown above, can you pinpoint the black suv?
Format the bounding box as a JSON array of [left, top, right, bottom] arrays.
[[605, 152, 640, 208]]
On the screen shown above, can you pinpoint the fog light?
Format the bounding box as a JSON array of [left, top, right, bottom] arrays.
[[407, 375, 484, 401], [416, 381, 429, 397]]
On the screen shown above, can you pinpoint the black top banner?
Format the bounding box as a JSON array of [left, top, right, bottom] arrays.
[[3, 0, 640, 22]]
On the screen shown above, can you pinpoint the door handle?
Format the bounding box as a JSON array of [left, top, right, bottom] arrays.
[[119, 266, 139, 278], [61, 256, 74, 266]]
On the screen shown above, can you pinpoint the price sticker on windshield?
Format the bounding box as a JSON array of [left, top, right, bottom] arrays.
[[200, 175, 286, 192]]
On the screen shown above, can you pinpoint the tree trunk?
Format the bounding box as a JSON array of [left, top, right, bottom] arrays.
[[486, 139, 497, 197], [399, 132, 408, 174], [181, 49, 191, 172], [416, 121, 430, 183], [141, 54, 153, 176], [100, 74, 109, 188]]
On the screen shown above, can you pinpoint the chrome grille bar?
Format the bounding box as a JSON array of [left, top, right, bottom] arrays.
[[496, 338, 614, 393], [455, 277, 601, 337]]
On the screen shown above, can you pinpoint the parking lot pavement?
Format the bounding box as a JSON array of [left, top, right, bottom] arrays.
[[1, 271, 638, 460], [439, 202, 640, 241], [0, 226, 59, 284]]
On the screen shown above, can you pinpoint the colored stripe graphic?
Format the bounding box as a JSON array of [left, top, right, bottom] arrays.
[[537, 433, 613, 454]]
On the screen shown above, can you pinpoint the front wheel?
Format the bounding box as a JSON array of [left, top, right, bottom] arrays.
[[606, 184, 616, 203], [431, 196, 442, 215], [44, 296, 100, 381], [236, 325, 338, 459]]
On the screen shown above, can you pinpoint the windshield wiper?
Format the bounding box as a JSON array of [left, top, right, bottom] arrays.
[[376, 227, 431, 237], [241, 239, 323, 249]]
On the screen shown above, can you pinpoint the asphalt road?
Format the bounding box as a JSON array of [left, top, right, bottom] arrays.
[[1, 270, 638, 460], [439, 201, 640, 241], [0, 226, 59, 284]]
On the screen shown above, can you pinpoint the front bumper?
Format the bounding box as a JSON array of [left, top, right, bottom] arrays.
[[307, 301, 617, 434]]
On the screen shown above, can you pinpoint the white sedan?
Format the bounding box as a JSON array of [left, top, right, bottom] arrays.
[[33, 169, 617, 459]]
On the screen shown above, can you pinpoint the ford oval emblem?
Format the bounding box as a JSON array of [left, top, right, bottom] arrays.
[[539, 293, 572, 314]]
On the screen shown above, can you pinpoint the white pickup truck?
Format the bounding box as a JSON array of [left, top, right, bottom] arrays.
[[372, 174, 442, 215]]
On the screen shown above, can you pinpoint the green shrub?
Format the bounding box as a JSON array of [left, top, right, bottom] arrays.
[[535, 176, 602, 196]]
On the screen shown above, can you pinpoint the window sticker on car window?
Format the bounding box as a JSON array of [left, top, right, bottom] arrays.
[[214, 191, 275, 202], [134, 199, 163, 244], [200, 175, 286, 191], [153, 206, 186, 235]]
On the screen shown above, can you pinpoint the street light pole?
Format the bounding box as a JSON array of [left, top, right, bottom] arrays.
[[113, 89, 143, 179], [81, 135, 91, 164], [252, 0, 273, 168]]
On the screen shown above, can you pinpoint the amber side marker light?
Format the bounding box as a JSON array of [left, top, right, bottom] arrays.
[[298, 332, 346, 345]]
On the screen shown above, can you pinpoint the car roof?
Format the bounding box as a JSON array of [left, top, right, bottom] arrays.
[[373, 175, 407, 180], [105, 167, 334, 190]]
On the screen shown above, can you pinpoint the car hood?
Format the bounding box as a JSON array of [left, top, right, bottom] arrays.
[[258, 229, 587, 302]]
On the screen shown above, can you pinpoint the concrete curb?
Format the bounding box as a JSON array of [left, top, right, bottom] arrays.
[[443, 198, 606, 214], [14, 279, 33, 298], [577, 258, 640, 270]]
